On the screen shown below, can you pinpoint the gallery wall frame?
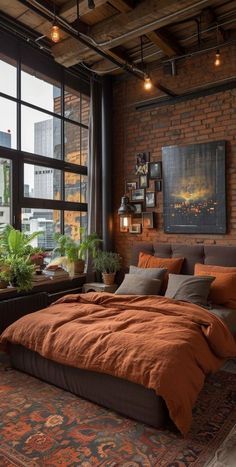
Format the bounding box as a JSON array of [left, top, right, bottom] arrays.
[[162, 140, 226, 234]]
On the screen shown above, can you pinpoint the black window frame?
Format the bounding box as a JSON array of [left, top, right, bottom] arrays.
[[0, 33, 89, 245]]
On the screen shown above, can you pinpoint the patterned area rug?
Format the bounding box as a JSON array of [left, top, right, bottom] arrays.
[[0, 354, 235, 467]]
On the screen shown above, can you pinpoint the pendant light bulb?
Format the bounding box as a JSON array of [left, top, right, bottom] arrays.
[[51, 23, 60, 43], [214, 49, 221, 67], [144, 75, 152, 91]]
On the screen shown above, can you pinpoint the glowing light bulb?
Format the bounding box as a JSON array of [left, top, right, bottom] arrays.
[[144, 75, 152, 90], [214, 49, 221, 67], [51, 24, 60, 43]]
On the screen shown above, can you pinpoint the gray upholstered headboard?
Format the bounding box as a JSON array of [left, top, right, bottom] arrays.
[[131, 243, 236, 275]]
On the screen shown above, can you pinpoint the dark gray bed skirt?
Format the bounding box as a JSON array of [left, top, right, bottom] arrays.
[[9, 344, 168, 429]]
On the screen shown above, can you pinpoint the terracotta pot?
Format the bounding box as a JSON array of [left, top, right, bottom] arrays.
[[68, 260, 85, 277], [102, 272, 116, 285]]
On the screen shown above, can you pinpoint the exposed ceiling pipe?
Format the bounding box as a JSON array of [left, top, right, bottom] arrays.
[[17, 0, 176, 96]]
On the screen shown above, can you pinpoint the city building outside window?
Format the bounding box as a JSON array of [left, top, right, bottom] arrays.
[[0, 42, 89, 249]]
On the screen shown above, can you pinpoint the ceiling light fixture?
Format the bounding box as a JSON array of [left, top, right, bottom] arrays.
[[88, 0, 95, 9], [144, 75, 152, 90], [214, 49, 221, 66], [214, 24, 221, 67], [50, 2, 60, 43]]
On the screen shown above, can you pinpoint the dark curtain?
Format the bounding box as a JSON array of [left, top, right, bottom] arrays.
[[87, 77, 102, 279], [88, 77, 102, 236]]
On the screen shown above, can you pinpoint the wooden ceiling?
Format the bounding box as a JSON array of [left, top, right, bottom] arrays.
[[0, 0, 236, 77]]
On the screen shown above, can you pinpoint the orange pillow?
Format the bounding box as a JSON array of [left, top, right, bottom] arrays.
[[194, 264, 236, 275], [138, 252, 184, 273], [138, 252, 184, 292], [194, 264, 236, 309]]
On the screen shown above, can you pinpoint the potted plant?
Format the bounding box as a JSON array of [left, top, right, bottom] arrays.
[[53, 230, 102, 276], [93, 251, 122, 285], [0, 225, 43, 292], [0, 256, 35, 292]]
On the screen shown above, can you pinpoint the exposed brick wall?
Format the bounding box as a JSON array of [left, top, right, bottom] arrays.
[[112, 45, 236, 266]]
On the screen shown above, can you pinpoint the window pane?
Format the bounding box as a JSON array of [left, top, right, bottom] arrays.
[[81, 94, 90, 126], [65, 173, 87, 203], [21, 106, 61, 158], [64, 211, 87, 241], [24, 164, 61, 200], [0, 58, 17, 97], [65, 123, 89, 166], [21, 70, 61, 114], [0, 158, 11, 225], [81, 127, 89, 166], [64, 121, 81, 164], [0, 97, 17, 149], [22, 209, 60, 249], [64, 87, 80, 123]]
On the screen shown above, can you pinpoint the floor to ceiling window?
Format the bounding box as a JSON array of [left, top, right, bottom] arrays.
[[0, 34, 90, 249]]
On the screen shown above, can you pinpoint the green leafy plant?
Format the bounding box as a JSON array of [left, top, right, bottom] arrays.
[[0, 256, 35, 292], [0, 225, 43, 292], [53, 230, 102, 262], [0, 224, 43, 259], [93, 251, 122, 274]]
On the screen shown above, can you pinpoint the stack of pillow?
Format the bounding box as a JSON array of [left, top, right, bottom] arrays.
[[115, 252, 236, 309]]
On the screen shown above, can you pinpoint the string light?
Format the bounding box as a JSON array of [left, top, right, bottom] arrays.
[[50, 23, 60, 43], [144, 75, 152, 90], [214, 49, 221, 67]]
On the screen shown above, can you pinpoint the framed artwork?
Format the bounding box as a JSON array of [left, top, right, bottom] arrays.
[[131, 188, 145, 201], [132, 203, 143, 215], [142, 212, 154, 229], [135, 152, 150, 175], [156, 180, 162, 192], [139, 174, 148, 188], [125, 180, 137, 192], [129, 223, 142, 234], [146, 191, 156, 208], [162, 140, 226, 234], [149, 161, 162, 179]]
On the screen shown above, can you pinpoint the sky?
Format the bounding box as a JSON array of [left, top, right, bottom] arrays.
[[0, 59, 57, 191]]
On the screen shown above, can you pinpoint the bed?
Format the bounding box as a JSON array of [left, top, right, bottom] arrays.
[[1, 243, 236, 435]]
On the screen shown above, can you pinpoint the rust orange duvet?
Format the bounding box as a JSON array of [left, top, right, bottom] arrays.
[[1, 292, 235, 435]]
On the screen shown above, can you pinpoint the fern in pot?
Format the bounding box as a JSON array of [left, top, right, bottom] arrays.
[[93, 251, 122, 285]]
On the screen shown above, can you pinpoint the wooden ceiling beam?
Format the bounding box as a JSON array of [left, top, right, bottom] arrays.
[[52, 0, 204, 67], [146, 28, 184, 57], [59, 0, 108, 23], [108, 0, 134, 13]]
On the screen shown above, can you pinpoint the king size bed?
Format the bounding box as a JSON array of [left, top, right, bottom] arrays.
[[1, 243, 236, 435]]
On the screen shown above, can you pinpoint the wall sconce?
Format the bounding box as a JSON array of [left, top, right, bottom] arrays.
[[118, 195, 135, 232]]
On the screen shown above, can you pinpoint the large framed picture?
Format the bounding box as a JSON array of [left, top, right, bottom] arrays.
[[162, 141, 226, 234]]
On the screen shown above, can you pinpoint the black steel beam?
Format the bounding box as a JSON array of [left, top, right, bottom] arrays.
[[135, 78, 236, 110]]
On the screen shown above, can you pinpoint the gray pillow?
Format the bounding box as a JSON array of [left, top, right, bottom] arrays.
[[115, 274, 161, 296], [208, 305, 236, 336], [165, 274, 215, 307], [129, 265, 167, 282]]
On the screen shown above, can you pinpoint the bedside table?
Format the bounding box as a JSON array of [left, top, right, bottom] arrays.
[[83, 282, 118, 293]]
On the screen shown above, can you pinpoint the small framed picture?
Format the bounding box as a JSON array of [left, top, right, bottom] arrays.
[[125, 180, 137, 192], [131, 188, 145, 201], [132, 203, 143, 215], [129, 223, 142, 234], [135, 152, 150, 175], [149, 161, 162, 179], [139, 174, 148, 189], [146, 191, 156, 208], [156, 180, 162, 192], [142, 212, 154, 229]]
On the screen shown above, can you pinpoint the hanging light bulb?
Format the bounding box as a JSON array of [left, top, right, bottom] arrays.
[[51, 23, 60, 43], [214, 49, 221, 67], [144, 75, 152, 91]]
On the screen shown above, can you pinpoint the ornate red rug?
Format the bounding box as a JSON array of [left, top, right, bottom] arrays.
[[0, 355, 235, 466]]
